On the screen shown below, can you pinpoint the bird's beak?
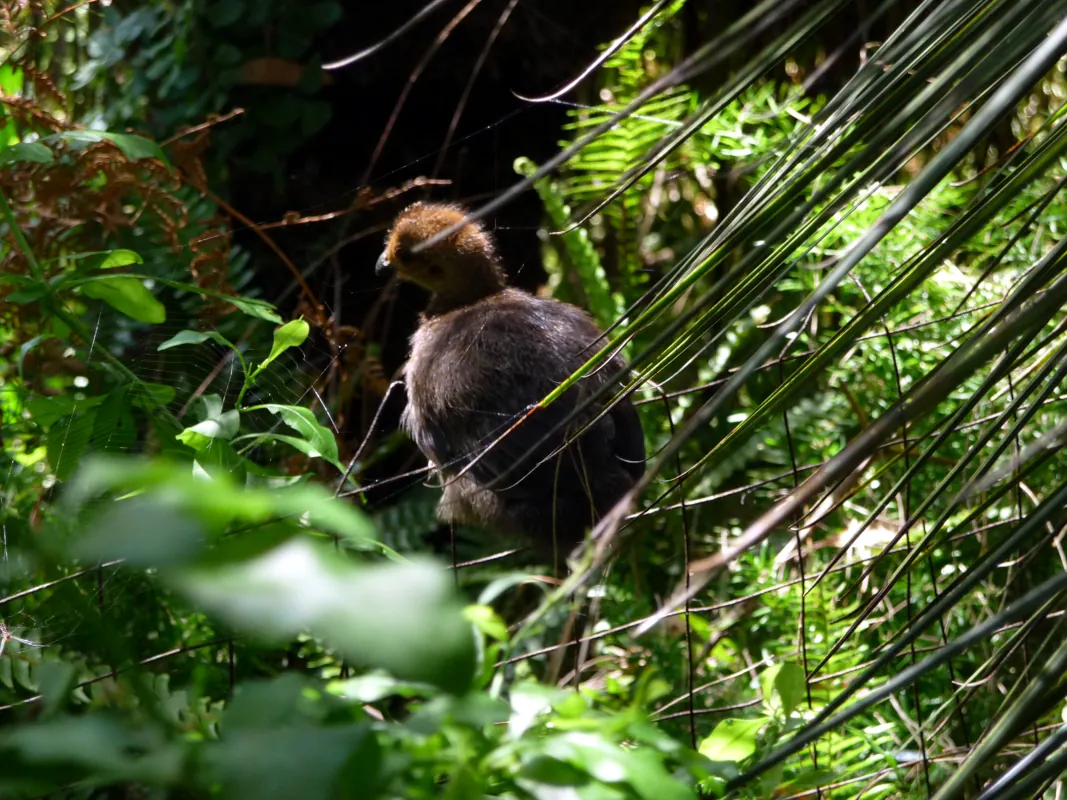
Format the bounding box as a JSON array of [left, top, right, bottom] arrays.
[[375, 250, 391, 275]]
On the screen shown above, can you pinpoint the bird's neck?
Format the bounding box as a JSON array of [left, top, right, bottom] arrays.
[[424, 286, 503, 316], [424, 261, 507, 316]]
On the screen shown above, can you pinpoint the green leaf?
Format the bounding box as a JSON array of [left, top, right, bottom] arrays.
[[129, 383, 176, 410], [698, 717, 770, 763], [178, 393, 240, 452], [519, 755, 589, 787], [0, 141, 53, 166], [192, 440, 247, 484], [254, 403, 340, 470], [157, 329, 234, 352], [26, 395, 106, 431], [760, 661, 806, 718], [509, 682, 571, 739], [51, 130, 169, 165], [47, 410, 98, 481], [177, 410, 241, 451], [36, 661, 78, 718], [91, 387, 137, 454], [540, 732, 695, 800], [80, 276, 166, 323], [463, 604, 509, 642], [0, 65, 23, 96], [240, 432, 342, 469], [86, 249, 143, 270], [256, 318, 310, 374], [74, 497, 206, 567], [170, 540, 476, 693], [64, 456, 375, 546], [327, 673, 436, 704], [0, 715, 186, 785], [6, 285, 48, 304], [267, 483, 381, 549], [222, 674, 309, 730], [208, 723, 380, 800], [226, 294, 284, 323], [152, 278, 283, 322]]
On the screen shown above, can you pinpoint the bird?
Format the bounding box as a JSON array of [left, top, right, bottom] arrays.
[[376, 201, 646, 561]]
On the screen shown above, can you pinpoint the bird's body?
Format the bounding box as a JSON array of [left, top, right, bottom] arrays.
[[378, 202, 645, 555]]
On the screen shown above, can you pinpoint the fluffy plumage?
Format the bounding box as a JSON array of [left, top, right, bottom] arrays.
[[378, 202, 645, 555]]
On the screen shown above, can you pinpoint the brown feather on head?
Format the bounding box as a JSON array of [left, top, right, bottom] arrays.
[[376, 202, 506, 310]]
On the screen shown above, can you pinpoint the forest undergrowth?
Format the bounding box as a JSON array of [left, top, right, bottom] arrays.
[[3, 1, 1067, 798]]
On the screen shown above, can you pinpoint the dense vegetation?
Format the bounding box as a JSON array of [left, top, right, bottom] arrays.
[[3, 0, 1067, 797]]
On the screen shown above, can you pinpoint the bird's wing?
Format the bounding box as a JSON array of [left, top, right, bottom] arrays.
[[406, 295, 626, 499], [607, 390, 646, 481]]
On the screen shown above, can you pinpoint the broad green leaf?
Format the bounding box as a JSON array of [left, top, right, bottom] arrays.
[[226, 294, 284, 323], [65, 456, 375, 546], [177, 394, 240, 453], [509, 682, 571, 739], [51, 130, 169, 165], [540, 732, 695, 800], [26, 395, 106, 431], [254, 403, 341, 470], [129, 383, 176, 409], [406, 693, 510, 735], [80, 276, 166, 324], [236, 432, 336, 466], [328, 673, 436, 704], [86, 249, 143, 270], [170, 540, 475, 693], [6, 285, 48, 304], [90, 388, 136, 454], [74, 497, 206, 567], [0, 141, 53, 166], [193, 439, 247, 485], [256, 318, 310, 374], [760, 661, 806, 718], [207, 723, 380, 800], [0, 65, 22, 96], [177, 410, 240, 451], [478, 572, 547, 605], [154, 278, 283, 322], [222, 674, 309, 731], [463, 604, 509, 642], [157, 329, 234, 352], [36, 661, 78, 718], [518, 755, 589, 788], [698, 717, 770, 763], [0, 715, 186, 785], [267, 483, 380, 548], [46, 410, 98, 481]]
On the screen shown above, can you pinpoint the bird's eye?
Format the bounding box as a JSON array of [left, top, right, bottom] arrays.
[[428, 264, 444, 279]]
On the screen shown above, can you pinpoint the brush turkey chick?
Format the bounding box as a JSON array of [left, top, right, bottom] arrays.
[[377, 202, 645, 557]]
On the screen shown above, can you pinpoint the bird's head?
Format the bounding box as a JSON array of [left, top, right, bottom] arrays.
[[377, 202, 507, 311]]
